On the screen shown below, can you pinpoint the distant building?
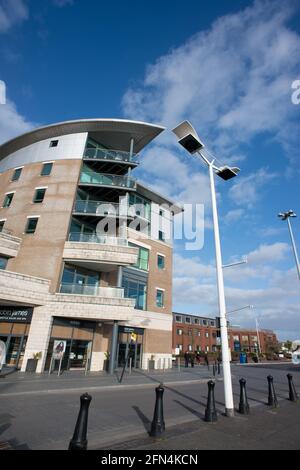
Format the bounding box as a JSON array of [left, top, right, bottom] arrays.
[[172, 312, 278, 354]]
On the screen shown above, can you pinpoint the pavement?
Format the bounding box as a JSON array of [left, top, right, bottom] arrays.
[[0, 362, 299, 450]]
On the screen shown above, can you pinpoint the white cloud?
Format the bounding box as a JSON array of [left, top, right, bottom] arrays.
[[246, 242, 290, 264], [0, 99, 35, 144], [0, 0, 28, 33], [122, 0, 300, 161], [228, 168, 277, 208], [223, 209, 245, 224]]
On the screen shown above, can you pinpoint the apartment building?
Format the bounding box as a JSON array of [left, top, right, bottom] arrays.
[[0, 119, 182, 373], [172, 312, 278, 354]]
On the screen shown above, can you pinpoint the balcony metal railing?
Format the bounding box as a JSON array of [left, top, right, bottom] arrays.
[[84, 148, 139, 164], [80, 170, 137, 190], [68, 232, 128, 246], [59, 283, 124, 298], [73, 200, 136, 218]]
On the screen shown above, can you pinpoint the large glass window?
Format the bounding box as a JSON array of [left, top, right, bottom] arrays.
[[11, 167, 23, 182], [123, 278, 147, 310], [129, 193, 151, 220], [2, 193, 14, 208], [0, 256, 8, 270], [129, 243, 149, 271], [60, 264, 100, 295]]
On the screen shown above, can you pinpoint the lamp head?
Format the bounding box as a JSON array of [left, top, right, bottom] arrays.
[[172, 121, 204, 154]]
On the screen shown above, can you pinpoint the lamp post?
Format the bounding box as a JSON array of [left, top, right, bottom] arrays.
[[278, 210, 300, 280], [172, 121, 240, 417]]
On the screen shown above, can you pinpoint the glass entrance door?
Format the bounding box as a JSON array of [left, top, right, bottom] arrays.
[[117, 342, 142, 368], [68, 340, 91, 369]]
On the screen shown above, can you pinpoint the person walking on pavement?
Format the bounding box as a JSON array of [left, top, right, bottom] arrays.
[[190, 352, 195, 368], [205, 353, 209, 370], [184, 351, 189, 368]]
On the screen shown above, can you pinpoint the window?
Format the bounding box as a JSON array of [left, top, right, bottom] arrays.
[[41, 162, 53, 176], [2, 193, 14, 208], [130, 245, 149, 271], [205, 346, 210, 352], [60, 264, 100, 294], [123, 278, 147, 310], [185, 317, 191, 324], [193, 318, 199, 325], [156, 289, 164, 308], [25, 217, 39, 234], [158, 230, 165, 242], [129, 193, 151, 220], [188, 330, 192, 336], [175, 315, 182, 323], [33, 188, 46, 203], [177, 344, 183, 351], [0, 256, 8, 270], [157, 254, 165, 269], [50, 140, 59, 148], [202, 319, 208, 326], [11, 167, 23, 181], [196, 331, 201, 337], [0, 220, 5, 232], [210, 321, 215, 327], [177, 329, 183, 336], [188, 344, 193, 352], [205, 332, 209, 338]]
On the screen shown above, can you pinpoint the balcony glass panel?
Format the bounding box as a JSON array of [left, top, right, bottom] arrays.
[[80, 169, 136, 189], [74, 200, 122, 216], [84, 147, 139, 164], [68, 232, 128, 246], [60, 283, 124, 298]]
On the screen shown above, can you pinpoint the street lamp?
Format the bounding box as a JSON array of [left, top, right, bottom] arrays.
[[172, 121, 240, 417], [278, 210, 300, 280]]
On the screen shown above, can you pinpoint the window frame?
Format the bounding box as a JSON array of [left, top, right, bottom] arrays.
[[40, 162, 54, 177], [157, 254, 165, 270], [25, 216, 39, 234], [33, 187, 47, 204], [156, 288, 165, 308], [11, 167, 23, 182], [49, 140, 59, 148], [2, 192, 15, 208]]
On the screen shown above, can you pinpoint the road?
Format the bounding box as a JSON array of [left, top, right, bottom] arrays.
[[0, 363, 299, 450]]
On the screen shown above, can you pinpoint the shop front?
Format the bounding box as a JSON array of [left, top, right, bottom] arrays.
[[45, 317, 95, 372], [117, 326, 144, 369], [0, 306, 33, 369]]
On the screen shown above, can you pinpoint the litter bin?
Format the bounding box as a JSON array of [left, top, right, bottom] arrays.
[[239, 353, 247, 364]]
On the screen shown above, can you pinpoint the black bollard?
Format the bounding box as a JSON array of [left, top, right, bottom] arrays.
[[217, 362, 221, 375], [267, 375, 278, 408], [69, 393, 92, 450], [287, 374, 298, 402], [150, 383, 165, 437], [238, 378, 250, 415], [213, 364, 216, 377], [204, 380, 217, 422]]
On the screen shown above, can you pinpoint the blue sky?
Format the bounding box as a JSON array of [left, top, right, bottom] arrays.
[[0, 0, 300, 340]]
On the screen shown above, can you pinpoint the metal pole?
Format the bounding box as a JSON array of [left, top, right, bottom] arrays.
[[208, 161, 234, 417], [109, 321, 119, 375], [256, 318, 262, 360], [287, 217, 300, 280]]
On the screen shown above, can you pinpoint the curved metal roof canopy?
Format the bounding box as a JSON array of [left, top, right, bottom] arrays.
[[0, 118, 165, 160]]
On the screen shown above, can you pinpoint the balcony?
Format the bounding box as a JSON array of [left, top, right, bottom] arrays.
[[0, 229, 22, 258], [63, 236, 139, 266], [84, 148, 139, 165], [59, 283, 125, 298], [0, 269, 50, 305], [73, 200, 136, 219], [80, 170, 137, 190]]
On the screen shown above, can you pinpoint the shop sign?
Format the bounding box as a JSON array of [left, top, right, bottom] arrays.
[[119, 326, 144, 335], [53, 340, 67, 360], [0, 306, 33, 323]]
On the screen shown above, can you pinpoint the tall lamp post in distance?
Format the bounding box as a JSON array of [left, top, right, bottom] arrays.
[[278, 210, 300, 280], [172, 121, 240, 418]]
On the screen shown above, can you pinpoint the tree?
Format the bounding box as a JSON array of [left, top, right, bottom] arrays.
[[284, 340, 293, 352]]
